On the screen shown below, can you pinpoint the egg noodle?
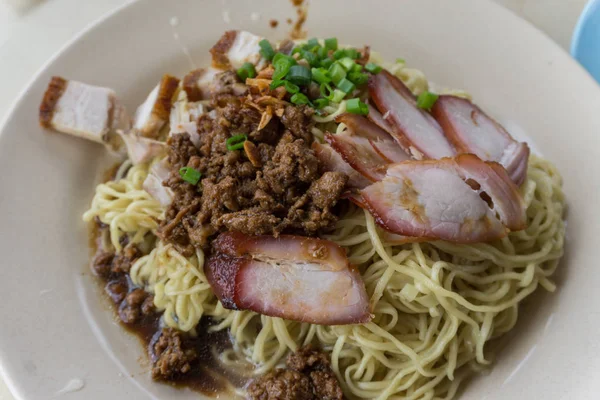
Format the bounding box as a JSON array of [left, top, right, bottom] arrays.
[[83, 62, 566, 400]]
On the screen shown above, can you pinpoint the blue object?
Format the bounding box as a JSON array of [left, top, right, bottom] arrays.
[[571, 0, 600, 83]]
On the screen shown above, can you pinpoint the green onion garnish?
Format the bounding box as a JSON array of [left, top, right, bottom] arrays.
[[350, 63, 363, 73], [337, 78, 356, 94], [259, 39, 275, 61], [346, 98, 369, 115], [316, 46, 328, 60], [314, 98, 330, 109], [345, 48, 360, 59], [328, 63, 346, 84], [272, 53, 297, 80], [236, 62, 256, 81], [311, 68, 331, 84], [339, 57, 355, 71], [290, 93, 310, 105], [306, 38, 319, 48], [416, 91, 439, 111], [320, 58, 334, 69], [333, 49, 346, 60], [320, 82, 334, 98], [329, 89, 346, 103], [291, 46, 303, 55], [179, 167, 201, 185], [348, 71, 369, 85], [226, 134, 248, 151], [324, 37, 338, 51], [286, 65, 312, 86], [270, 80, 300, 94], [365, 62, 382, 74], [302, 50, 319, 67], [396, 58, 406, 64]]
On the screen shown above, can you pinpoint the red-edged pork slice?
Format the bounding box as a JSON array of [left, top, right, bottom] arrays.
[[380, 231, 428, 245], [342, 192, 368, 209], [206, 232, 371, 325], [361, 158, 508, 243], [431, 95, 530, 185], [325, 132, 388, 182], [369, 71, 455, 160], [500, 142, 530, 186], [336, 113, 410, 163], [453, 155, 526, 230], [367, 104, 393, 133], [312, 142, 370, 189]]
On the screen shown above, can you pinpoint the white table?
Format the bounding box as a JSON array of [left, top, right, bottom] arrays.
[[0, 0, 589, 398]]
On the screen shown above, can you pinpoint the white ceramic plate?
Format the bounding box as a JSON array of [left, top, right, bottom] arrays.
[[1, 0, 599, 399]]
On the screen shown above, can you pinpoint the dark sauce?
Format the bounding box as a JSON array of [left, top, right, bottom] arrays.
[[88, 218, 247, 397]]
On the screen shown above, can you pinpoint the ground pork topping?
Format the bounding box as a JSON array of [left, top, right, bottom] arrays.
[[158, 70, 348, 252]]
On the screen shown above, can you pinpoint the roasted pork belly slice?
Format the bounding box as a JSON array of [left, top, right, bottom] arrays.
[[312, 142, 371, 189], [210, 30, 266, 70], [206, 232, 371, 325], [182, 67, 222, 101], [169, 90, 204, 147], [336, 113, 410, 163], [431, 95, 530, 185], [39, 76, 131, 153], [118, 131, 166, 165], [143, 158, 173, 207], [325, 132, 388, 182], [133, 75, 180, 138], [361, 157, 510, 243], [369, 71, 455, 160]]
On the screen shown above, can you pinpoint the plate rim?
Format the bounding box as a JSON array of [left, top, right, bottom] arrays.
[[0, 0, 599, 398]]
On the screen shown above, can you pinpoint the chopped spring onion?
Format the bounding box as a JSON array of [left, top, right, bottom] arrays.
[[314, 98, 329, 109], [272, 53, 296, 80], [290, 93, 310, 105], [320, 82, 334, 98], [320, 58, 334, 69], [416, 91, 439, 111], [311, 68, 331, 84], [236, 62, 256, 81], [333, 49, 346, 60], [179, 167, 201, 185], [365, 62, 382, 74], [259, 39, 275, 61], [346, 98, 369, 115], [226, 134, 248, 151], [348, 71, 369, 85], [301, 50, 319, 67], [287, 65, 312, 86], [345, 48, 360, 59], [291, 46, 303, 55], [328, 63, 346, 84], [324, 37, 338, 51], [396, 57, 406, 64], [316, 46, 328, 60], [329, 89, 346, 103], [337, 78, 356, 94], [350, 63, 363, 73], [270, 80, 300, 94], [306, 38, 319, 48], [339, 57, 355, 71]]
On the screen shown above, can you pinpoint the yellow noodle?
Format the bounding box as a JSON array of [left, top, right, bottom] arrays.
[[83, 45, 566, 399]]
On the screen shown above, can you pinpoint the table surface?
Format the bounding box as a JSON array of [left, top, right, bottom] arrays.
[[0, 0, 589, 398]]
